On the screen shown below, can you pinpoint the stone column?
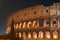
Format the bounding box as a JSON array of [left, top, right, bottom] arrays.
[[21, 32, 23, 40], [36, 32, 38, 40], [31, 31, 33, 40], [37, 20, 39, 27], [43, 18, 45, 27], [51, 30, 53, 40], [43, 31, 45, 40], [58, 30, 59, 40], [58, 27, 60, 40]]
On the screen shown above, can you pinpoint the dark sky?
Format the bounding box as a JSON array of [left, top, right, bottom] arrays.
[[0, 0, 60, 35]]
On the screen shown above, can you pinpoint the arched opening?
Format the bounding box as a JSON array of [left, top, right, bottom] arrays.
[[33, 20, 37, 28], [38, 31, 43, 39], [45, 31, 51, 39], [51, 19, 58, 27], [46, 20, 51, 27], [23, 32, 26, 39], [19, 32, 21, 38], [33, 32, 37, 39], [22, 22, 26, 28], [28, 32, 31, 38], [27, 21, 32, 28], [15, 23, 19, 29], [19, 23, 22, 29], [39, 18, 44, 27], [53, 31, 58, 39]]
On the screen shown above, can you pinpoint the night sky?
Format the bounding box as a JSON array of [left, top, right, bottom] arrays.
[[0, 0, 60, 35]]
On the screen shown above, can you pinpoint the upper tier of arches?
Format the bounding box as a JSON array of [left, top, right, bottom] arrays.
[[7, 3, 60, 26]]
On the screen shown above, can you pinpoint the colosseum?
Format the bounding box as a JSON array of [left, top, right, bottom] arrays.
[[6, 3, 60, 40]]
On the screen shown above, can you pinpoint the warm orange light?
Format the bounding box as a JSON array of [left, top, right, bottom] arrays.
[[27, 22, 32, 28], [33, 32, 37, 39], [19, 32, 21, 38], [46, 24, 49, 26], [34, 35, 37, 39], [28, 32, 31, 38], [33, 20, 36, 27], [37, 20, 39, 27], [23, 32, 26, 38], [23, 22, 26, 28], [38, 31, 43, 39], [16, 23, 19, 29], [53, 31, 58, 39], [19, 23, 22, 29], [46, 35, 50, 39], [6, 26, 11, 34], [53, 34, 58, 39], [45, 31, 50, 39], [14, 24, 15, 29]]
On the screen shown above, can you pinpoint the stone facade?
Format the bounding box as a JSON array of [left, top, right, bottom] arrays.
[[6, 3, 60, 40]]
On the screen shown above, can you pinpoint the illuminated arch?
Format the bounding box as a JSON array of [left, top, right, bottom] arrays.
[[53, 31, 58, 39], [23, 32, 26, 39], [33, 20, 37, 27], [38, 31, 43, 39], [22, 22, 26, 28], [28, 32, 31, 38], [19, 23, 22, 29], [45, 31, 51, 39], [33, 32, 37, 39], [27, 21, 32, 28], [19, 32, 21, 38], [15, 23, 19, 29], [14, 24, 16, 29]]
